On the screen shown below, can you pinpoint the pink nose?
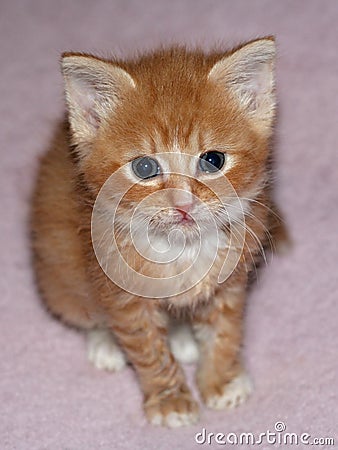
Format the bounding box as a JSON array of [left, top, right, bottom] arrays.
[[175, 203, 193, 220], [175, 203, 192, 214]]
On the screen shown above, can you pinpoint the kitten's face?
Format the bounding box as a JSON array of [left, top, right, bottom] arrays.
[[62, 42, 275, 243], [90, 112, 260, 240]]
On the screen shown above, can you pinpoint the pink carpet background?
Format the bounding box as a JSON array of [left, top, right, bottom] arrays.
[[1, 1, 337, 449]]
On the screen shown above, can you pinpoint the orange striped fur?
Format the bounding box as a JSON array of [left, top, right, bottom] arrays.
[[32, 39, 279, 427]]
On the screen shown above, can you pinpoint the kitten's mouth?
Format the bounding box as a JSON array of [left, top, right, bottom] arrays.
[[148, 213, 197, 235], [169, 214, 197, 229], [149, 208, 196, 228], [175, 209, 194, 225], [170, 209, 194, 226]]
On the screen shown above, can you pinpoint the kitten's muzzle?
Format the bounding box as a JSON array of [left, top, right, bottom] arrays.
[[176, 205, 194, 223]]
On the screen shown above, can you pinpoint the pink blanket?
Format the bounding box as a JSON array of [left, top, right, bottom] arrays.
[[1, 0, 337, 448]]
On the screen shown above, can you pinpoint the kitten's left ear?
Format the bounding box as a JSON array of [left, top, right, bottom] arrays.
[[208, 38, 276, 135]]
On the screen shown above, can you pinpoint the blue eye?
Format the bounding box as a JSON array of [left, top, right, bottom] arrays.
[[132, 156, 161, 179], [199, 151, 226, 173]]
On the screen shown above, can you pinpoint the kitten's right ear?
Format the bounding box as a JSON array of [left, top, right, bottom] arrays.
[[61, 54, 135, 144]]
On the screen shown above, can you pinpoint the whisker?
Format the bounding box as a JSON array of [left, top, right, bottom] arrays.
[[218, 202, 276, 254], [231, 218, 268, 266], [241, 197, 283, 223]]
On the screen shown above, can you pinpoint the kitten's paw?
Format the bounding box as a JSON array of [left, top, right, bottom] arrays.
[[205, 372, 253, 410], [87, 329, 127, 372], [169, 323, 199, 364], [145, 391, 199, 428]]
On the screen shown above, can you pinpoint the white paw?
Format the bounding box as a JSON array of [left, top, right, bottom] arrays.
[[206, 372, 253, 410], [150, 411, 199, 428], [87, 329, 127, 372], [169, 323, 199, 364]]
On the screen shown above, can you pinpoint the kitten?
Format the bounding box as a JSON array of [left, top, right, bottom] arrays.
[[32, 38, 278, 427]]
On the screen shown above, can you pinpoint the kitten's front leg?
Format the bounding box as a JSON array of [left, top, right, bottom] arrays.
[[106, 298, 199, 427], [193, 277, 252, 410]]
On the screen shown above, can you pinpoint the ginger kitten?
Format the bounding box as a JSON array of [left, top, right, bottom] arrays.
[[32, 38, 277, 427]]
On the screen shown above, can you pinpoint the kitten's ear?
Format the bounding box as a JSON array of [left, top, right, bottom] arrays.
[[208, 38, 276, 135], [61, 54, 135, 143]]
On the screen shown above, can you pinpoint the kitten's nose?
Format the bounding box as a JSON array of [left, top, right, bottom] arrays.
[[171, 187, 194, 219], [175, 203, 193, 220], [175, 203, 192, 213]]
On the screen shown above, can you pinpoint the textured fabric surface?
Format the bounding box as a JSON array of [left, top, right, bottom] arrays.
[[1, 1, 337, 449]]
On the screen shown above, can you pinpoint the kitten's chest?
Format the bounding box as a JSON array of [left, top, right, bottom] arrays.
[[130, 230, 240, 304], [99, 222, 241, 303]]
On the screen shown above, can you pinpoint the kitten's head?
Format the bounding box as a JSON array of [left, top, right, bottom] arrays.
[[61, 40, 275, 294], [62, 39, 275, 233]]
